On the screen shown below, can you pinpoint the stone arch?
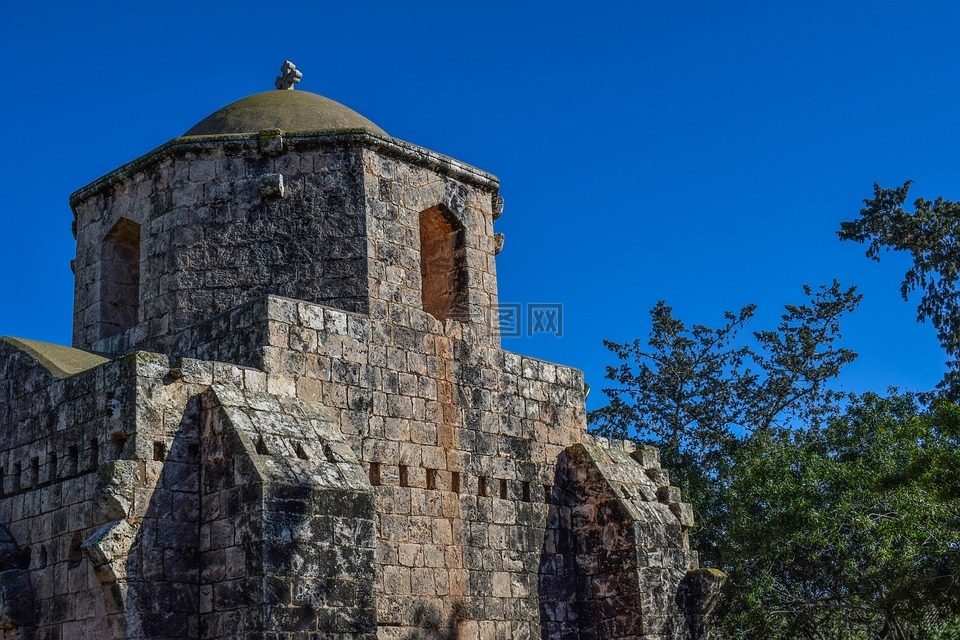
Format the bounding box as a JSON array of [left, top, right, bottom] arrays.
[[419, 205, 468, 322], [98, 218, 140, 340]]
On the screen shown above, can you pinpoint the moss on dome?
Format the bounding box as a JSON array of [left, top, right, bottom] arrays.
[[184, 90, 386, 137], [1, 337, 109, 378]]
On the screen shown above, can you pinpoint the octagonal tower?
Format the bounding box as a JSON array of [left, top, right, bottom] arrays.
[[71, 85, 501, 355]]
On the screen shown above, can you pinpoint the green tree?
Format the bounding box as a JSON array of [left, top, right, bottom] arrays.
[[591, 281, 861, 444], [590, 286, 960, 638], [590, 281, 861, 555], [839, 181, 960, 398], [721, 393, 960, 639]]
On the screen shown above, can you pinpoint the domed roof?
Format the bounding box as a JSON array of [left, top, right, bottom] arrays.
[[184, 90, 387, 137]]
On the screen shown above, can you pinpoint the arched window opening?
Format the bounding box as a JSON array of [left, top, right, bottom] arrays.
[[419, 205, 468, 322], [99, 218, 141, 340]]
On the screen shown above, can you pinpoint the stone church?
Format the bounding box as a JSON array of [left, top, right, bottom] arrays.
[[0, 62, 723, 640]]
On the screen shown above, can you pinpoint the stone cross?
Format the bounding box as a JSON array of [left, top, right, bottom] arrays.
[[275, 61, 302, 90]]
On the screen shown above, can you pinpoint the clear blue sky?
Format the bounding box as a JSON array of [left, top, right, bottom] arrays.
[[1, 1, 955, 410]]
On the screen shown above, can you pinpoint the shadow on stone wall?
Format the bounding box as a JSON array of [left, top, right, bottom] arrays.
[[537, 450, 578, 640], [676, 568, 726, 640], [0, 525, 35, 640], [402, 600, 467, 640], [537, 443, 727, 640], [198, 385, 378, 639], [124, 394, 202, 639]]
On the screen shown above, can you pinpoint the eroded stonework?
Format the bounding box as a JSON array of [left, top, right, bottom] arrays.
[[0, 86, 722, 639]]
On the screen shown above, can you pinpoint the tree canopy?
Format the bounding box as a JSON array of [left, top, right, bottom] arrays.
[[590, 280, 960, 638], [839, 181, 960, 398], [591, 281, 860, 446], [722, 393, 960, 639]]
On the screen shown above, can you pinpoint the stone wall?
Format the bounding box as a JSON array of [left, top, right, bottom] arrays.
[[0, 288, 719, 639], [71, 138, 373, 354], [540, 441, 700, 640], [359, 145, 499, 343], [166, 294, 587, 638], [0, 340, 129, 639], [0, 341, 384, 640], [70, 133, 500, 358], [199, 384, 377, 639]]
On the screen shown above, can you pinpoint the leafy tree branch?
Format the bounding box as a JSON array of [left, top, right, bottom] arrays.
[[839, 181, 960, 398]]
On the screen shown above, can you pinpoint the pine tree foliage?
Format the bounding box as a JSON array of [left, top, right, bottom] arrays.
[[839, 182, 960, 398], [590, 283, 960, 637]]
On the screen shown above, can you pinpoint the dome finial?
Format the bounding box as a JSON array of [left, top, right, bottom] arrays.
[[275, 61, 302, 90]]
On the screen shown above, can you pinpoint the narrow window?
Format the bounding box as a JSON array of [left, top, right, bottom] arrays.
[[30, 457, 39, 488], [544, 484, 553, 504], [419, 205, 468, 322], [399, 465, 409, 487], [48, 452, 58, 482], [89, 439, 100, 471], [111, 435, 124, 458], [522, 481, 530, 502], [98, 218, 141, 340], [110, 433, 126, 459], [67, 445, 79, 476], [369, 462, 381, 486], [153, 442, 166, 462], [322, 444, 336, 463], [451, 471, 461, 494], [426, 468, 437, 490], [294, 442, 309, 460], [499, 478, 508, 499], [255, 436, 269, 455], [478, 476, 487, 497], [68, 532, 83, 568]]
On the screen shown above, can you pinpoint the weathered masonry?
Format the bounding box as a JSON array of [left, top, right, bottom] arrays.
[[0, 63, 723, 640]]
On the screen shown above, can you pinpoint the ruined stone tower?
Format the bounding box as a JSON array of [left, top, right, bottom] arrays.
[[0, 63, 722, 640]]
